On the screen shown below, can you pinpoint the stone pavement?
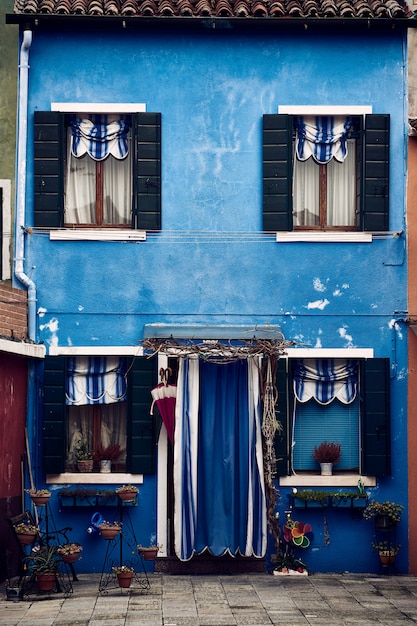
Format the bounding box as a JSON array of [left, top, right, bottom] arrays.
[[1, 573, 417, 626]]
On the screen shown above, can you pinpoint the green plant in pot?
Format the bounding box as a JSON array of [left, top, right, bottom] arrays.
[[74, 436, 94, 472], [372, 541, 401, 567], [28, 546, 60, 592], [363, 500, 404, 528], [311, 441, 341, 475]]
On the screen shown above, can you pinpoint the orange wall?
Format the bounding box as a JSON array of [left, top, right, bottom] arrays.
[[408, 136, 417, 574]]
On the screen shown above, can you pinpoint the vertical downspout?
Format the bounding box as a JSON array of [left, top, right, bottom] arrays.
[[14, 30, 40, 490], [14, 29, 36, 341]]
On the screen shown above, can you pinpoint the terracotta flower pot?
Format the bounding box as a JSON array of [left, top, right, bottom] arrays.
[[37, 573, 56, 592], [60, 552, 80, 563], [17, 532, 37, 545], [77, 460, 93, 473], [31, 495, 51, 507], [118, 490, 137, 503], [99, 526, 120, 540], [379, 551, 396, 566], [117, 572, 133, 588], [139, 547, 159, 560]]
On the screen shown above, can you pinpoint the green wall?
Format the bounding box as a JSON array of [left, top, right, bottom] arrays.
[[0, 1, 17, 181]]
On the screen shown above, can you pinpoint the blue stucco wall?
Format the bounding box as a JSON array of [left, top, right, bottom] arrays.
[[20, 23, 408, 574]]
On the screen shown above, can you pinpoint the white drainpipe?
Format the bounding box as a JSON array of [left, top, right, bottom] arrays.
[[14, 29, 36, 341]]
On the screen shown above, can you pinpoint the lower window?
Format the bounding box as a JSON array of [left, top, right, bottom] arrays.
[[275, 357, 391, 477]]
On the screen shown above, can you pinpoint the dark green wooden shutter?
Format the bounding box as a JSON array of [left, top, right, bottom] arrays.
[[274, 357, 289, 476], [34, 111, 64, 228], [262, 114, 293, 232], [361, 114, 390, 232], [133, 113, 161, 231], [127, 357, 157, 473], [361, 358, 391, 476], [42, 356, 66, 474]]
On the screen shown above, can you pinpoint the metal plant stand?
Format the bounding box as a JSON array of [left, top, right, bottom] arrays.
[[98, 502, 150, 594]]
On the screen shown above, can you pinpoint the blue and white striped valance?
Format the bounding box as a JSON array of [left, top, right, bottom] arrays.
[[295, 116, 353, 164], [66, 356, 127, 406], [293, 359, 357, 405], [70, 115, 130, 161]]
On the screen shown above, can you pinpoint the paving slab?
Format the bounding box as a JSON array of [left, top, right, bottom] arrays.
[[2, 573, 417, 625]]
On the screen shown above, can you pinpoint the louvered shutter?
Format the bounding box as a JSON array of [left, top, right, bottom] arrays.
[[127, 357, 157, 474], [361, 358, 391, 476], [34, 111, 64, 228], [42, 356, 66, 474], [262, 114, 293, 232], [361, 114, 390, 231], [274, 357, 289, 476], [133, 112, 161, 231]]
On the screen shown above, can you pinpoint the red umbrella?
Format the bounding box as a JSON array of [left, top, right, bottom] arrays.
[[150, 368, 177, 444]]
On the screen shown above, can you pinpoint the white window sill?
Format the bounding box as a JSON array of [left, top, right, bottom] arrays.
[[46, 473, 144, 485], [49, 230, 146, 242], [276, 232, 373, 243], [279, 474, 376, 488]]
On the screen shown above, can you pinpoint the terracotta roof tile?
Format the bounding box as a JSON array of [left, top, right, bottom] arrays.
[[11, 0, 413, 19]]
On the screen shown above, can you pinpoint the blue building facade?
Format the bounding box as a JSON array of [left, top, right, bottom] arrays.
[[7, 0, 415, 575]]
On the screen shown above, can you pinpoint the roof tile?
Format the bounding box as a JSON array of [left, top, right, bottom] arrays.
[[11, 0, 413, 19]]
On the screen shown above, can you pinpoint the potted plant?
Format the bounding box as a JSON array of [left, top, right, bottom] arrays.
[[115, 484, 138, 503], [363, 500, 404, 528], [74, 437, 94, 472], [93, 443, 125, 473], [57, 543, 83, 564], [312, 441, 341, 475], [26, 488, 51, 507], [13, 521, 40, 545], [138, 544, 159, 560], [112, 565, 134, 588], [98, 520, 122, 540], [372, 541, 401, 567], [28, 546, 59, 592]]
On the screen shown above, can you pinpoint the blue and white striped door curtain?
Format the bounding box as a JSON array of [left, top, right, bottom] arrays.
[[70, 115, 131, 161], [293, 359, 358, 405], [295, 116, 353, 164], [66, 356, 127, 405], [173, 357, 267, 561]]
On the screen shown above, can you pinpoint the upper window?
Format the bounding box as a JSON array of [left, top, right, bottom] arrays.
[[65, 115, 132, 227], [274, 357, 391, 477], [33, 111, 161, 231], [263, 113, 390, 232]]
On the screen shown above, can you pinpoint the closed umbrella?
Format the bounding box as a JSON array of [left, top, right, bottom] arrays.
[[150, 368, 177, 444]]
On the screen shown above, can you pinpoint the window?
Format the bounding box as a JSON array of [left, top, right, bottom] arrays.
[[274, 357, 391, 477], [65, 115, 132, 227], [34, 111, 161, 231], [42, 355, 157, 475], [263, 113, 390, 232]]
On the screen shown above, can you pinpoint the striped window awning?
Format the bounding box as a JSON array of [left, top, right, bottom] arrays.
[[66, 356, 127, 405], [295, 116, 353, 164], [70, 115, 131, 161], [293, 359, 357, 405]]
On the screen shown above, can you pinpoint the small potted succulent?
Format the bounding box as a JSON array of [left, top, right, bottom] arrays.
[[112, 565, 134, 587], [115, 484, 138, 503], [13, 521, 39, 545], [363, 500, 404, 528], [98, 520, 122, 540], [26, 488, 51, 507], [312, 441, 342, 475], [57, 542, 83, 563]]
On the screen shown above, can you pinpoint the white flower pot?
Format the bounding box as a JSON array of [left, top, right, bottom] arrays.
[[320, 462, 333, 476]]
